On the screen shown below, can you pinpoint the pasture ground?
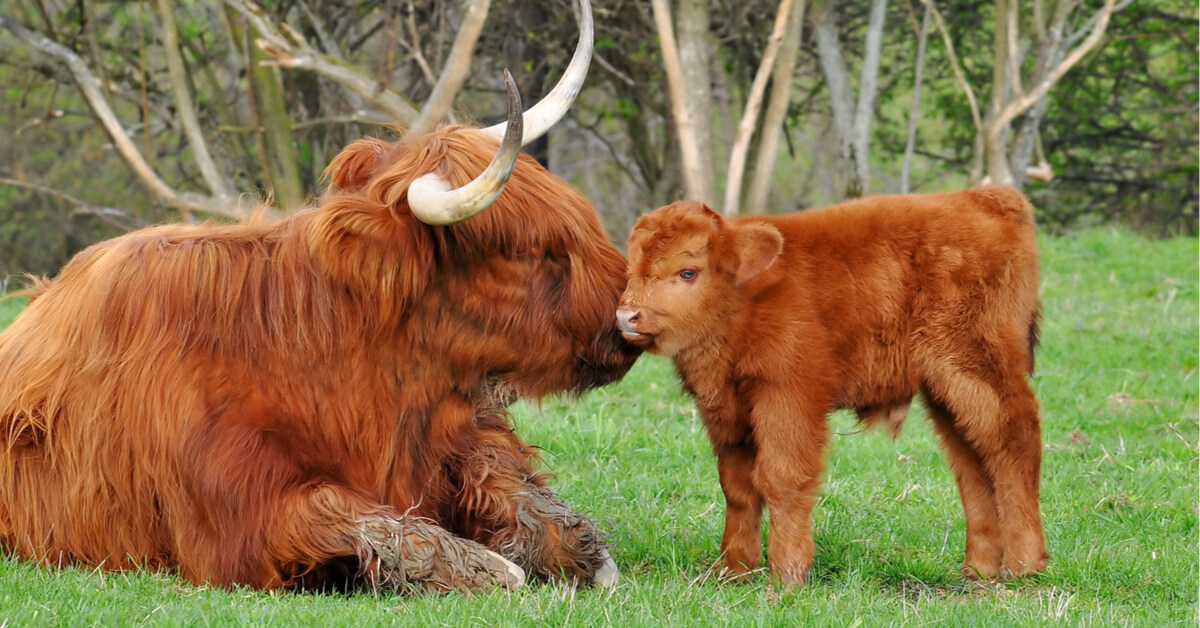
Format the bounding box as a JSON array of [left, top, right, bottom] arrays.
[[0, 226, 1196, 625]]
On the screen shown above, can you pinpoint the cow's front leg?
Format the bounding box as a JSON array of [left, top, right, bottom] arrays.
[[453, 414, 617, 587], [176, 417, 525, 594], [355, 510, 526, 594]]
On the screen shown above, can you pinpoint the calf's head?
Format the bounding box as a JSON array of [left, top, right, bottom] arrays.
[[617, 201, 783, 358]]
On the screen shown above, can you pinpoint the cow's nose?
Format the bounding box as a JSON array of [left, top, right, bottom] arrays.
[[615, 306, 641, 333]]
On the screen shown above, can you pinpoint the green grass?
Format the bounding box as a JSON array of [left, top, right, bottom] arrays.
[[0, 227, 1196, 625]]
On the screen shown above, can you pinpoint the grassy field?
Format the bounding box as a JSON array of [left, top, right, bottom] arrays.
[[0, 226, 1195, 625]]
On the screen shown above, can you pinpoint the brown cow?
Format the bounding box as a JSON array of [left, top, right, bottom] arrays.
[[616, 186, 1048, 585], [0, 0, 640, 594]]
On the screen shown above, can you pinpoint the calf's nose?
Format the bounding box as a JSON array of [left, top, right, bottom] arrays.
[[615, 306, 641, 333]]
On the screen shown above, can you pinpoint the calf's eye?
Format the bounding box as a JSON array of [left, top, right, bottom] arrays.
[[679, 269, 697, 281]]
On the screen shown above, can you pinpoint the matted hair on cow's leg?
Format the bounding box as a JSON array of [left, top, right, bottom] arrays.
[[453, 415, 618, 588], [355, 513, 525, 594]]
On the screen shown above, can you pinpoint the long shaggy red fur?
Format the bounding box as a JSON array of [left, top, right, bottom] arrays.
[[0, 125, 638, 591], [618, 185, 1048, 585]]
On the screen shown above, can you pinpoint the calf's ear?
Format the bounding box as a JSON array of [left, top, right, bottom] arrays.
[[734, 223, 783, 285]]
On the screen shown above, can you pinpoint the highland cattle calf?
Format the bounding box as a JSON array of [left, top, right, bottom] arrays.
[[616, 186, 1048, 585], [0, 0, 641, 594]]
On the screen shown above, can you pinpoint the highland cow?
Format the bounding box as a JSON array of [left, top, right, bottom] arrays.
[[0, 0, 641, 593], [617, 186, 1048, 585]]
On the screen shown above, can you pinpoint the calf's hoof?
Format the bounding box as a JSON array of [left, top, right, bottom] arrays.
[[1001, 553, 1049, 579]]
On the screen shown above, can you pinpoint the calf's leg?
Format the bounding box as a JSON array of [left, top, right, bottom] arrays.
[[748, 391, 830, 586], [923, 366, 1048, 578], [714, 442, 764, 578], [923, 393, 1004, 578]]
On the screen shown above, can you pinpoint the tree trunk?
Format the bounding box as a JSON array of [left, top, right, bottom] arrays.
[[813, 0, 887, 200], [851, 0, 888, 195], [983, 0, 1014, 185], [900, 2, 931, 193], [155, 0, 236, 204], [812, 2, 856, 198], [979, 0, 1119, 187], [676, 0, 719, 206], [744, 0, 807, 214], [651, 0, 709, 203], [232, 16, 305, 210], [723, 0, 796, 215]]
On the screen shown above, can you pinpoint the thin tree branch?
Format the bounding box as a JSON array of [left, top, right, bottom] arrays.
[[0, 13, 244, 220], [407, 0, 489, 136], [901, 1, 931, 193], [0, 176, 149, 230], [923, 0, 982, 132], [155, 0, 237, 201], [723, 0, 796, 216], [650, 0, 707, 203], [1065, 0, 1134, 49], [1006, 0, 1023, 99], [403, 0, 439, 85], [224, 0, 420, 126], [989, 0, 1117, 138], [592, 51, 636, 87], [744, 0, 808, 214], [851, 0, 888, 194]]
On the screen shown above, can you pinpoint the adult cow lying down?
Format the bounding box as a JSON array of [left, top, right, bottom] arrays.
[[0, 0, 640, 593], [617, 186, 1048, 585]]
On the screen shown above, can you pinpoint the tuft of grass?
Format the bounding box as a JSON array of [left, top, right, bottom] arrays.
[[0, 226, 1195, 625]]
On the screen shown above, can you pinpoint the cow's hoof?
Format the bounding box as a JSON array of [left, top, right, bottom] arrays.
[[592, 552, 619, 588], [358, 515, 527, 594], [485, 550, 527, 590]]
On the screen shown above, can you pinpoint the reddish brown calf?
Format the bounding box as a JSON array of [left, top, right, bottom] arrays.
[[617, 186, 1048, 585]]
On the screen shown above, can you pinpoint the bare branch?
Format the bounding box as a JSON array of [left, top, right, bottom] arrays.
[[650, 0, 707, 204], [403, 0, 439, 85], [1064, 0, 1134, 49], [723, 0, 797, 216], [989, 0, 1117, 137], [407, 0, 490, 136], [813, 3, 854, 136], [155, 0, 237, 201], [0, 13, 246, 220], [224, 0, 420, 126], [923, 0, 982, 132], [901, 2, 932, 193], [744, 0, 808, 214], [0, 176, 149, 230], [1006, 0, 1023, 99], [295, 0, 342, 56]]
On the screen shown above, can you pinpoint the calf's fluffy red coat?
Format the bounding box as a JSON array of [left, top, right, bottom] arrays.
[[617, 186, 1048, 584]]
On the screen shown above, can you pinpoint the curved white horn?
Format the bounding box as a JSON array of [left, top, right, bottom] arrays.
[[407, 70, 523, 226], [482, 0, 592, 146]]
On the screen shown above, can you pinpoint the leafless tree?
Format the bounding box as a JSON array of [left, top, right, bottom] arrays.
[[925, 0, 1127, 187], [812, 0, 888, 200], [653, 0, 809, 215], [1, 0, 511, 221]]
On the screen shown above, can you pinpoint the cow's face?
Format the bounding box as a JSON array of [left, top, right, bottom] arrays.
[[319, 128, 640, 401], [440, 170, 642, 399], [617, 202, 781, 359]]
